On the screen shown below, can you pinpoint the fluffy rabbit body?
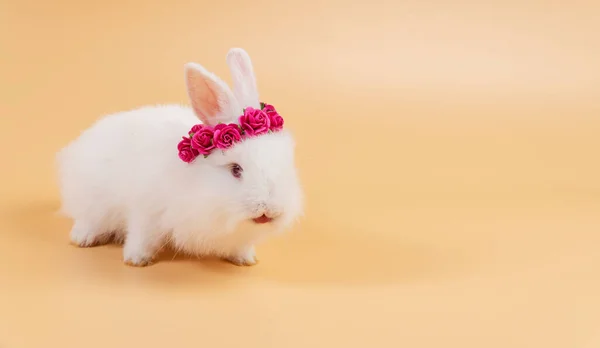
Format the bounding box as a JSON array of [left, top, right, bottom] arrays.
[[56, 48, 303, 266]]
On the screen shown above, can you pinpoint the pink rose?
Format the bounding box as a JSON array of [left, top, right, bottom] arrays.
[[262, 104, 284, 131], [191, 127, 215, 155], [262, 104, 276, 113], [239, 107, 270, 136], [177, 137, 198, 163], [178, 136, 191, 151], [189, 124, 204, 136], [213, 123, 242, 149]]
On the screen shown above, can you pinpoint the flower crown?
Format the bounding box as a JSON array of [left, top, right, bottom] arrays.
[[177, 102, 284, 163]]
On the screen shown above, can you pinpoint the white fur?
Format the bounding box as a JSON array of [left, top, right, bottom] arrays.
[[56, 48, 304, 266]]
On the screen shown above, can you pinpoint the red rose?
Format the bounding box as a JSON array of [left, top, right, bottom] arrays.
[[191, 127, 215, 155], [239, 107, 270, 136], [262, 104, 284, 131], [189, 124, 204, 136], [213, 123, 242, 149], [177, 137, 198, 163]]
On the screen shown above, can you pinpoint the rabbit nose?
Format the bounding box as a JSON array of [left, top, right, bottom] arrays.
[[265, 210, 281, 219], [257, 202, 281, 218], [257, 202, 268, 212]]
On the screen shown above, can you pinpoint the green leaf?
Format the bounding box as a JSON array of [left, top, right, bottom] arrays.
[[260, 102, 266, 109]]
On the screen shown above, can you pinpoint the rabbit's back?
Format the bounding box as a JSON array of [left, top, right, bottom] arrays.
[[57, 104, 198, 225]]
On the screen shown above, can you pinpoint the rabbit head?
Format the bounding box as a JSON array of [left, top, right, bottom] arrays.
[[182, 48, 304, 234]]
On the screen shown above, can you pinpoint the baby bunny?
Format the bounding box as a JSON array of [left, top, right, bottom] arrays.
[[56, 48, 304, 267]]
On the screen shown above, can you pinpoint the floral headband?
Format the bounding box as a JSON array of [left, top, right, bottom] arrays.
[[177, 102, 284, 163]]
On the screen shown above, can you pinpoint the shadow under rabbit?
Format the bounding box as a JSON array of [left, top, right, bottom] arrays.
[[2, 201, 472, 289], [0, 201, 247, 289], [242, 220, 471, 287]]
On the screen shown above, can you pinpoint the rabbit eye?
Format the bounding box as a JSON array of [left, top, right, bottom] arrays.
[[230, 163, 243, 179]]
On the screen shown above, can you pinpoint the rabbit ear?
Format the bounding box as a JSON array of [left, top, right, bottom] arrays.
[[226, 48, 260, 109], [184, 62, 241, 126]]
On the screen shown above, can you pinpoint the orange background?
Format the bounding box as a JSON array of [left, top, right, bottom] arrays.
[[1, 0, 599, 347]]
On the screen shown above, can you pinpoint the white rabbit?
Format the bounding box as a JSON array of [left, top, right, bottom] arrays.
[[56, 48, 304, 267]]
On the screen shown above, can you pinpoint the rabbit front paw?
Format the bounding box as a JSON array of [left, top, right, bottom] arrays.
[[124, 254, 156, 267], [70, 220, 111, 248], [123, 241, 158, 267], [224, 246, 258, 266]]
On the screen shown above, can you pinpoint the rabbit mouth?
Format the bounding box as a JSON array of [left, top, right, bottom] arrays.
[[252, 214, 273, 224]]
